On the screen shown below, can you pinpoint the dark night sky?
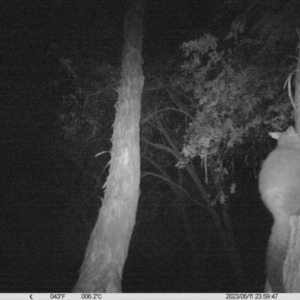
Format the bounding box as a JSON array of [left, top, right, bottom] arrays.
[[1, 0, 269, 293], [1, 0, 220, 60]]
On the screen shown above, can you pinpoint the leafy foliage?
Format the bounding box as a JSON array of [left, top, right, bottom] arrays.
[[176, 32, 294, 175], [53, 0, 299, 211]]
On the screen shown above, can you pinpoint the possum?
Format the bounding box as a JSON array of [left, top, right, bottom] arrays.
[[259, 126, 300, 292]]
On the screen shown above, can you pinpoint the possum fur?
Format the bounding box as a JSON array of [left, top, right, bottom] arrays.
[[259, 126, 300, 292]]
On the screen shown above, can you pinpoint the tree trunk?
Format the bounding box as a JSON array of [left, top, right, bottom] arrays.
[[73, 0, 144, 292], [283, 216, 300, 292], [208, 158, 247, 291], [177, 169, 205, 291]]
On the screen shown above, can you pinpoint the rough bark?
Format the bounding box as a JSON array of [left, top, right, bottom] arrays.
[[295, 36, 300, 132], [283, 217, 300, 292], [73, 0, 144, 292]]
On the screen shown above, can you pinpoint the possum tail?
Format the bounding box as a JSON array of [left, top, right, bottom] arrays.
[[266, 216, 290, 292]]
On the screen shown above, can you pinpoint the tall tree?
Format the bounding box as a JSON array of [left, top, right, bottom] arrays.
[[73, 0, 144, 292]]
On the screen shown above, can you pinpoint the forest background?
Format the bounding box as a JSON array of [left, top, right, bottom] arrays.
[[1, 0, 299, 293]]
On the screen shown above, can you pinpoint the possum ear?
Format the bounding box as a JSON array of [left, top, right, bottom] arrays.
[[286, 126, 297, 137], [269, 126, 297, 140], [269, 132, 280, 140]]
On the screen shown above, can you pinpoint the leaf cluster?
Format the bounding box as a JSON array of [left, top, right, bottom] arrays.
[[176, 32, 294, 173]]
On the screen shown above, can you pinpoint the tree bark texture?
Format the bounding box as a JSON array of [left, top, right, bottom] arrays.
[[283, 216, 300, 292], [73, 0, 144, 293]]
